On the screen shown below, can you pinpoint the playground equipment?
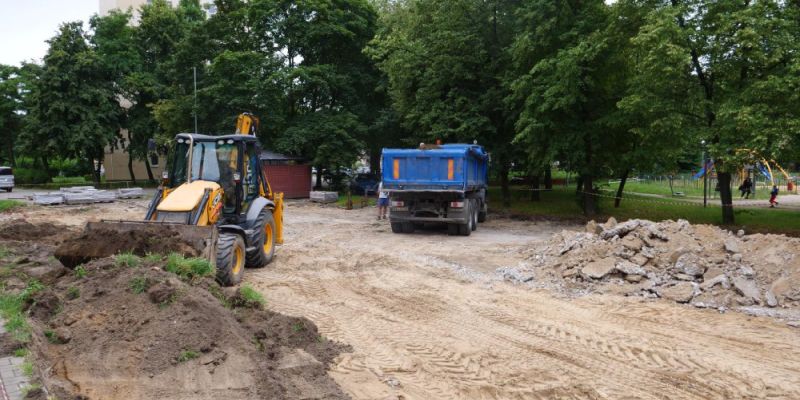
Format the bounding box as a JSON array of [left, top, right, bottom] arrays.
[[735, 149, 796, 193]]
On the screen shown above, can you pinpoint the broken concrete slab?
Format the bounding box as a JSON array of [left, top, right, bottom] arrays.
[[732, 277, 761, 304], [582, 258, 617, 279], [658, 281, 697, 303]]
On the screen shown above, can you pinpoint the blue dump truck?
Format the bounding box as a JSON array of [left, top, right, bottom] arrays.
[[381, 144, 489, 236]]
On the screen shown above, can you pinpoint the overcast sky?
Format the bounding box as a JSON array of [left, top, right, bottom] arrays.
[[0, 0, 98, 66]]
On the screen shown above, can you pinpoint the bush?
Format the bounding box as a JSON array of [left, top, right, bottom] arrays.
[[51, 176, 87, 184], [165, 253, 214, 281], [114, 252, 140, 268], [12, 168, 49, 184], [0, 200, 24, 213]]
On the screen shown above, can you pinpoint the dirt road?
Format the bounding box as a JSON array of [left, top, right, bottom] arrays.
[[247, 202, 800, 400]]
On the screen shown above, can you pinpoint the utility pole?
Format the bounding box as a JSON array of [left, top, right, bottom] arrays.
[[701, 140, 707, 208], [193, 66, 198, 133]]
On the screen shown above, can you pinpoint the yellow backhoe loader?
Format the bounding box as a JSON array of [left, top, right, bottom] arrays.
[[55, 114, 284, 286]]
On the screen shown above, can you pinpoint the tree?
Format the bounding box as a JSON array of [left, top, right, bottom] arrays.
[[21, 22, 124, 184], [370, 0, 521, 206], [509, 0, 622, 216], [90, 10, 141, 180], [623, 0, 800, 223], [0, 65, 23, 166]]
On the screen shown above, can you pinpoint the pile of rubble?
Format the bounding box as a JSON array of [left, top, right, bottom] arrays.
[[513, 218, 800, 312]]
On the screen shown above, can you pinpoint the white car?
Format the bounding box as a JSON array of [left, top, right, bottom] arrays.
[[0, 167, 14, 192]]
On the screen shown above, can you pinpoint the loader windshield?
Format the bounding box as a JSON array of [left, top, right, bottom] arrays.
[[172, 139, 239, 187]]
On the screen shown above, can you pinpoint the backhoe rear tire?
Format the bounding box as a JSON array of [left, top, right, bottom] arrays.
[[246, 208, 276, 268], [216, 233, 246, 286]]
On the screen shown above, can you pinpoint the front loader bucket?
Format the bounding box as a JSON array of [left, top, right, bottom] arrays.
[[55, 221, 218, 269]]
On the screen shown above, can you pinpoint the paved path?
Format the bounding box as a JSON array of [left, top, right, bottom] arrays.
[[0, 320, 30, 400]]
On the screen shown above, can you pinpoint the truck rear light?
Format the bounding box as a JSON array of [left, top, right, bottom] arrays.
[[450, 201, 465, 208], [391, 200, 405, 207]]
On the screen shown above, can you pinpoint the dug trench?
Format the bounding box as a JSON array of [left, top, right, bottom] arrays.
[[0, 220, 351, 400]]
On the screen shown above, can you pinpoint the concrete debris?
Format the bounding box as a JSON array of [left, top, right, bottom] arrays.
[[615, 260, 646, 276], [732, 277, 761, 304], [117, 187, 144, 199], [517, 218, 800, 312], [765, 290, 778, 308], [310, 191, 339, 203], [724, 239, 741, 254], [33, 192, 65, 205], [700, 274, 730, 291], [674, 253, 706, 277], [658, 282, 697, 303], [496, 267, 534, 283], [581, 258, 617, 279]]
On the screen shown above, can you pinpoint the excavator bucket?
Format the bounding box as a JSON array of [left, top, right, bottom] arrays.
[[55, 220, 218, 269]]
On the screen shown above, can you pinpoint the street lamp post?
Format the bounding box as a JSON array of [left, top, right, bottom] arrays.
[[701, 140, 707, 208]]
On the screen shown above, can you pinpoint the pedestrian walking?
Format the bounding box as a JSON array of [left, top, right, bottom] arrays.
[[769, 185, 779, 207], [739, 177, 753, 199], [377, 181, 389, 219]]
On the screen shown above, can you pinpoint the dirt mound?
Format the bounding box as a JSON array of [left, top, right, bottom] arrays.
[[24, 258, 351, 400], [0, 219, 66, 241], [510, 218, 800, 314], [54, 225, 204, 268]]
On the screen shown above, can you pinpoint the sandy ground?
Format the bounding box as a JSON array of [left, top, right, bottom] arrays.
[[247, 202, 800, 400], [4, 200, 800, 399]]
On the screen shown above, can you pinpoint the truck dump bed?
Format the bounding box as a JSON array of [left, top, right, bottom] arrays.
[[381, 144, 488, 192]]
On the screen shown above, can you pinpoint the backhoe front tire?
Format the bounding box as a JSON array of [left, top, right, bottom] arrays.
[[246, 208, 276, 268], [216, 233, 246, 286]]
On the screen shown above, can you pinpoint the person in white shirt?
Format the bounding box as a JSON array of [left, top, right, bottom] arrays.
[[377, 181, 389, 220]]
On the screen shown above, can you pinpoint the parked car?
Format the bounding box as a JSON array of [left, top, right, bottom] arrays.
[[0, 166, 14, 192], [349, 173, 379, 195]]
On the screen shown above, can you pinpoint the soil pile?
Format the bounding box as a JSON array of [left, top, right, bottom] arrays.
[[514, 218, 800, 312], [0, 219, 67, 241], [54, 225, 205, 268], [23, 258, 351, 400]]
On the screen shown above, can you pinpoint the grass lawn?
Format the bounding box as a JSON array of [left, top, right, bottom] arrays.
[[604, 180, 771, 200], [0, 200, 24, 213], [491, 186, 800, 235]]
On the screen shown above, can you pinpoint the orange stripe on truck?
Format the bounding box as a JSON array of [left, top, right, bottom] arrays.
[[447, 159, 454, 180], [393, 159, 400, 179]]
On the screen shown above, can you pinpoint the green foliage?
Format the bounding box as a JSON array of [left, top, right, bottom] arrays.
[[66, 286, 80, 300], [10, 168, 49, 184], [237, 284, 266, 308], [0, 281, 43, 343], [129, 276, 150, 294], [51, 176, 87, 184], [177, 349, 199, 363], [0, 200, 24, 213], [165, 253, 214, 281], [14, 348, 28, 357], [0, 245, 8, 259], [74, 265, 87, 278], [144, 253, 163, 263], [292, 322, 306, 333], [21, 360, 33, 377], [44, 329, 59, 344], [114, 252, 141, 268]]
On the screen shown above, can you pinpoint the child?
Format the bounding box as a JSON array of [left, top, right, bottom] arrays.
[[769, 185, 779, 208], [377, 181, 389, 219]]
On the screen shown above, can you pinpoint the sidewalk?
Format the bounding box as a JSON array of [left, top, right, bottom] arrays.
[[0, 319, 31, 400]]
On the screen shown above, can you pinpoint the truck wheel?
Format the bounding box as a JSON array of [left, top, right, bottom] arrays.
[[246, 208, 276, 268], [470, 200, 478, 231], [216, 233, 246, 286], [391, 222, 403, 233], [458, 203, 472, 236], [401, 222, 415, 233]]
